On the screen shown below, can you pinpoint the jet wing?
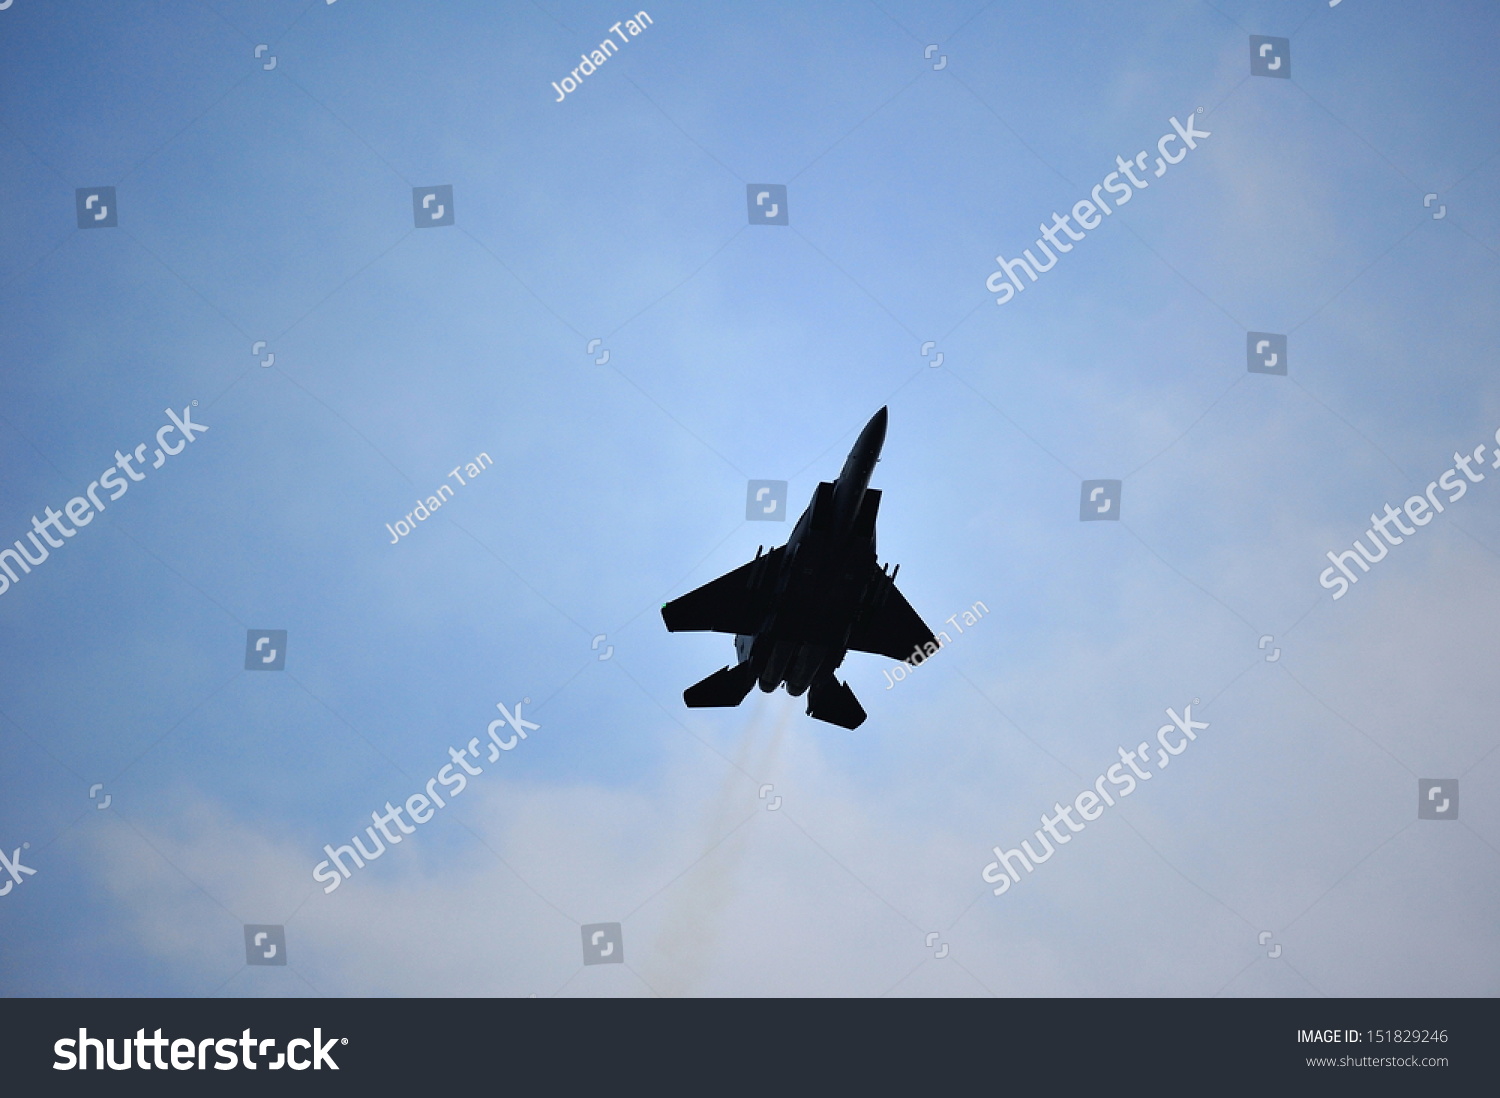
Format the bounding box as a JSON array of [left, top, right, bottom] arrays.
[[661, 548, 782, 635], [846, 567, 936, 661]]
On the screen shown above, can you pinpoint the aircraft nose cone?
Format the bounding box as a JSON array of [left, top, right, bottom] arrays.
[[861, 406, 888, 451]]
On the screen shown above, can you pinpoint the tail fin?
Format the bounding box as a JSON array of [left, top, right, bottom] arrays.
[[684, 661, 758, 708], [806, 675, 866, 729]]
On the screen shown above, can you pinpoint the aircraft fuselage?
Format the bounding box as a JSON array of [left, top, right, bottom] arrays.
[[739, 407, 887, 696], [662, 405, 932, 729]]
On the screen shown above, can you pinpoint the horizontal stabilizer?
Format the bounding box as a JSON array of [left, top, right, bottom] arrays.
[[684, 661, 758, 708], [806, 676, 866, 730]]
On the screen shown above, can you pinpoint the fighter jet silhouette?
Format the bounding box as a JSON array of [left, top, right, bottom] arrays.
[[662, 407, 935, 728]]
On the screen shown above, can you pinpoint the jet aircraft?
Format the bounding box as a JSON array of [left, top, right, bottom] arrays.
[[661, 407, 935, 728]]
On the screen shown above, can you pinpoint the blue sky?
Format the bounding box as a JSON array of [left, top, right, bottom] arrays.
[[1, 0, 1497, 997]]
